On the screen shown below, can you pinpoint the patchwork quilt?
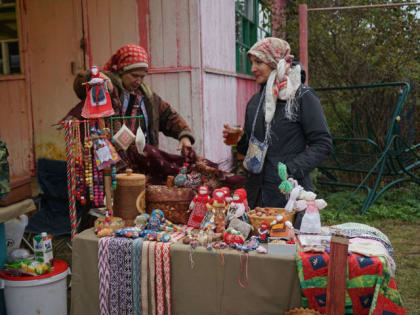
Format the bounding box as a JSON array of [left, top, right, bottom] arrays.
[[296, 251, 406, 314]]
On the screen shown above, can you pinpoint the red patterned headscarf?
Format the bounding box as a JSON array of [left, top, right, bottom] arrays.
[[103, 44, 149, 72], [248, 38, 301, 122]]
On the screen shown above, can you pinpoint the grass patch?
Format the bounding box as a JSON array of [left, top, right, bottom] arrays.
[[316, 183, 420, 313]]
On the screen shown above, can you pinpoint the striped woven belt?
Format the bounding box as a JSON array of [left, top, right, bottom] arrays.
[[98, 237, 111, 315], [132, 238, 144, 315], [163, 243, 172, 315], [141, 241, 150, 315], [149, 242, 156, 315]]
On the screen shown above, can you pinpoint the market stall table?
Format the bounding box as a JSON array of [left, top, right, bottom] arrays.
[[71, 228, 302, 315], [0, 199, 36, 223]]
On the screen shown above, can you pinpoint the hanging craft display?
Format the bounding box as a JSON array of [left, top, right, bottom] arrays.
[[112, 124, 136, 151], [91, 126, 120, 170], [81, 66, 114, 118], [135, 126, 146, 153]]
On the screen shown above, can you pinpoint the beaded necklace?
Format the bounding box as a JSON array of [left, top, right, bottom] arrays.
[[75, 123, 86, 205], [84, 122, 94, 201]]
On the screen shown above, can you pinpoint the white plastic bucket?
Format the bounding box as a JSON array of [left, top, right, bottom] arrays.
[[0, 260, 69, 315]]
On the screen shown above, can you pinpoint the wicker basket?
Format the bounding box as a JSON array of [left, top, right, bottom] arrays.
[[248, 208, 295, 235], [284, 307, 323, 315], [146, 184, 194, 225]]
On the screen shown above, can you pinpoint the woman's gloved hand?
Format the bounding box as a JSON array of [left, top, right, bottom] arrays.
[[177, 136, 192, 151]]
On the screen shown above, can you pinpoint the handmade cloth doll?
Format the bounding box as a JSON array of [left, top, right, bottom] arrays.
[[258, 221, 270, 243], [226, 189, 249, 226], [174, 164, 188, 187], [187, 185, 210, 228], [234, 188, 249, 212], [269, 214, 293, 238], [277, 162, 292, 193], [221, 187, 232, 204], [224, 228, 245, 245], [284, 184, 303, 213], [201, 188, 227, 233], [81, 65, 114, 118], [296, 191, 327, 234], [147, 209, 165, 231]]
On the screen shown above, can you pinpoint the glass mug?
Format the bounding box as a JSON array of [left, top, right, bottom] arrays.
[[224, 124, 242, 146]]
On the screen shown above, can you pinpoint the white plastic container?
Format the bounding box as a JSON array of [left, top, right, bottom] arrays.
[[5, 214, 28, 255], [0, 260, 69, 315]]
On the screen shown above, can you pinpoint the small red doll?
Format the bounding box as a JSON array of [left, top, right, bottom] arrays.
[[203, 188, 227, 233], [226, 188, 249, 225], [81, 65, 114, 118], [187, 185, 210, 228], [234, 188, 249, 212], [221, 186, 232, 204], [258, 221, 270, 243]]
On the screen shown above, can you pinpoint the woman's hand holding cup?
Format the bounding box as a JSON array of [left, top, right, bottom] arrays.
[[223, 123, 243, 146]]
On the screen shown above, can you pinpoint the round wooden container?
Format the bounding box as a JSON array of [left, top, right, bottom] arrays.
[[146, 183, 194, 225], [113, 169, 146, 226], [248, 208, 295, 235]]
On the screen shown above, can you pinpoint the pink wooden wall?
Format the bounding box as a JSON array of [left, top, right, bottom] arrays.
[[0, 0, 33, 176], [26, 0, 84, 162], [146, 0, 203, 155], [236, 76, 259, 126], [0, 0, 259, 175], [0, 78, 32, 176], [200, 0, 237, 162], [84, 0, 140, 68]]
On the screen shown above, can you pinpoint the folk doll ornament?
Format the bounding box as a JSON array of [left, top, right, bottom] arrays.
[[92, 127, 120, 170], [147, 209, 166, 231], [277, 162, 292, 193], [113, 124, 136, 151], [226, 189, 249, 226], [234, 188, 249, 212], [135, 126, 146, 153], [174, 164, 188, 187], [269, 214, 293, 238], [221, 187, 232, 204], [258, 221, 270, 243], [284, 184, 303, 213], [298, 192, 327, 234], [187, 185, 210, 228], [81, 66, 114, 118], [224, 228, 245, 245], [207, 188, 228, 234], [200, 188, 226, 232]]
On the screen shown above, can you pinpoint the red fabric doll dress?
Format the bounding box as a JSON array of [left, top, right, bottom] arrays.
[[187, 186, 210, 228]]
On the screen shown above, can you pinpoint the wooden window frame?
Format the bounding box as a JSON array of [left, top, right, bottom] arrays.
[[235, 0, 271, 75], [0, 0, 21, 76]]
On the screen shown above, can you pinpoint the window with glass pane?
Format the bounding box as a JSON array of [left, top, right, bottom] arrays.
[[0, 0, 21, 75], [235, 0, 271, 75]]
